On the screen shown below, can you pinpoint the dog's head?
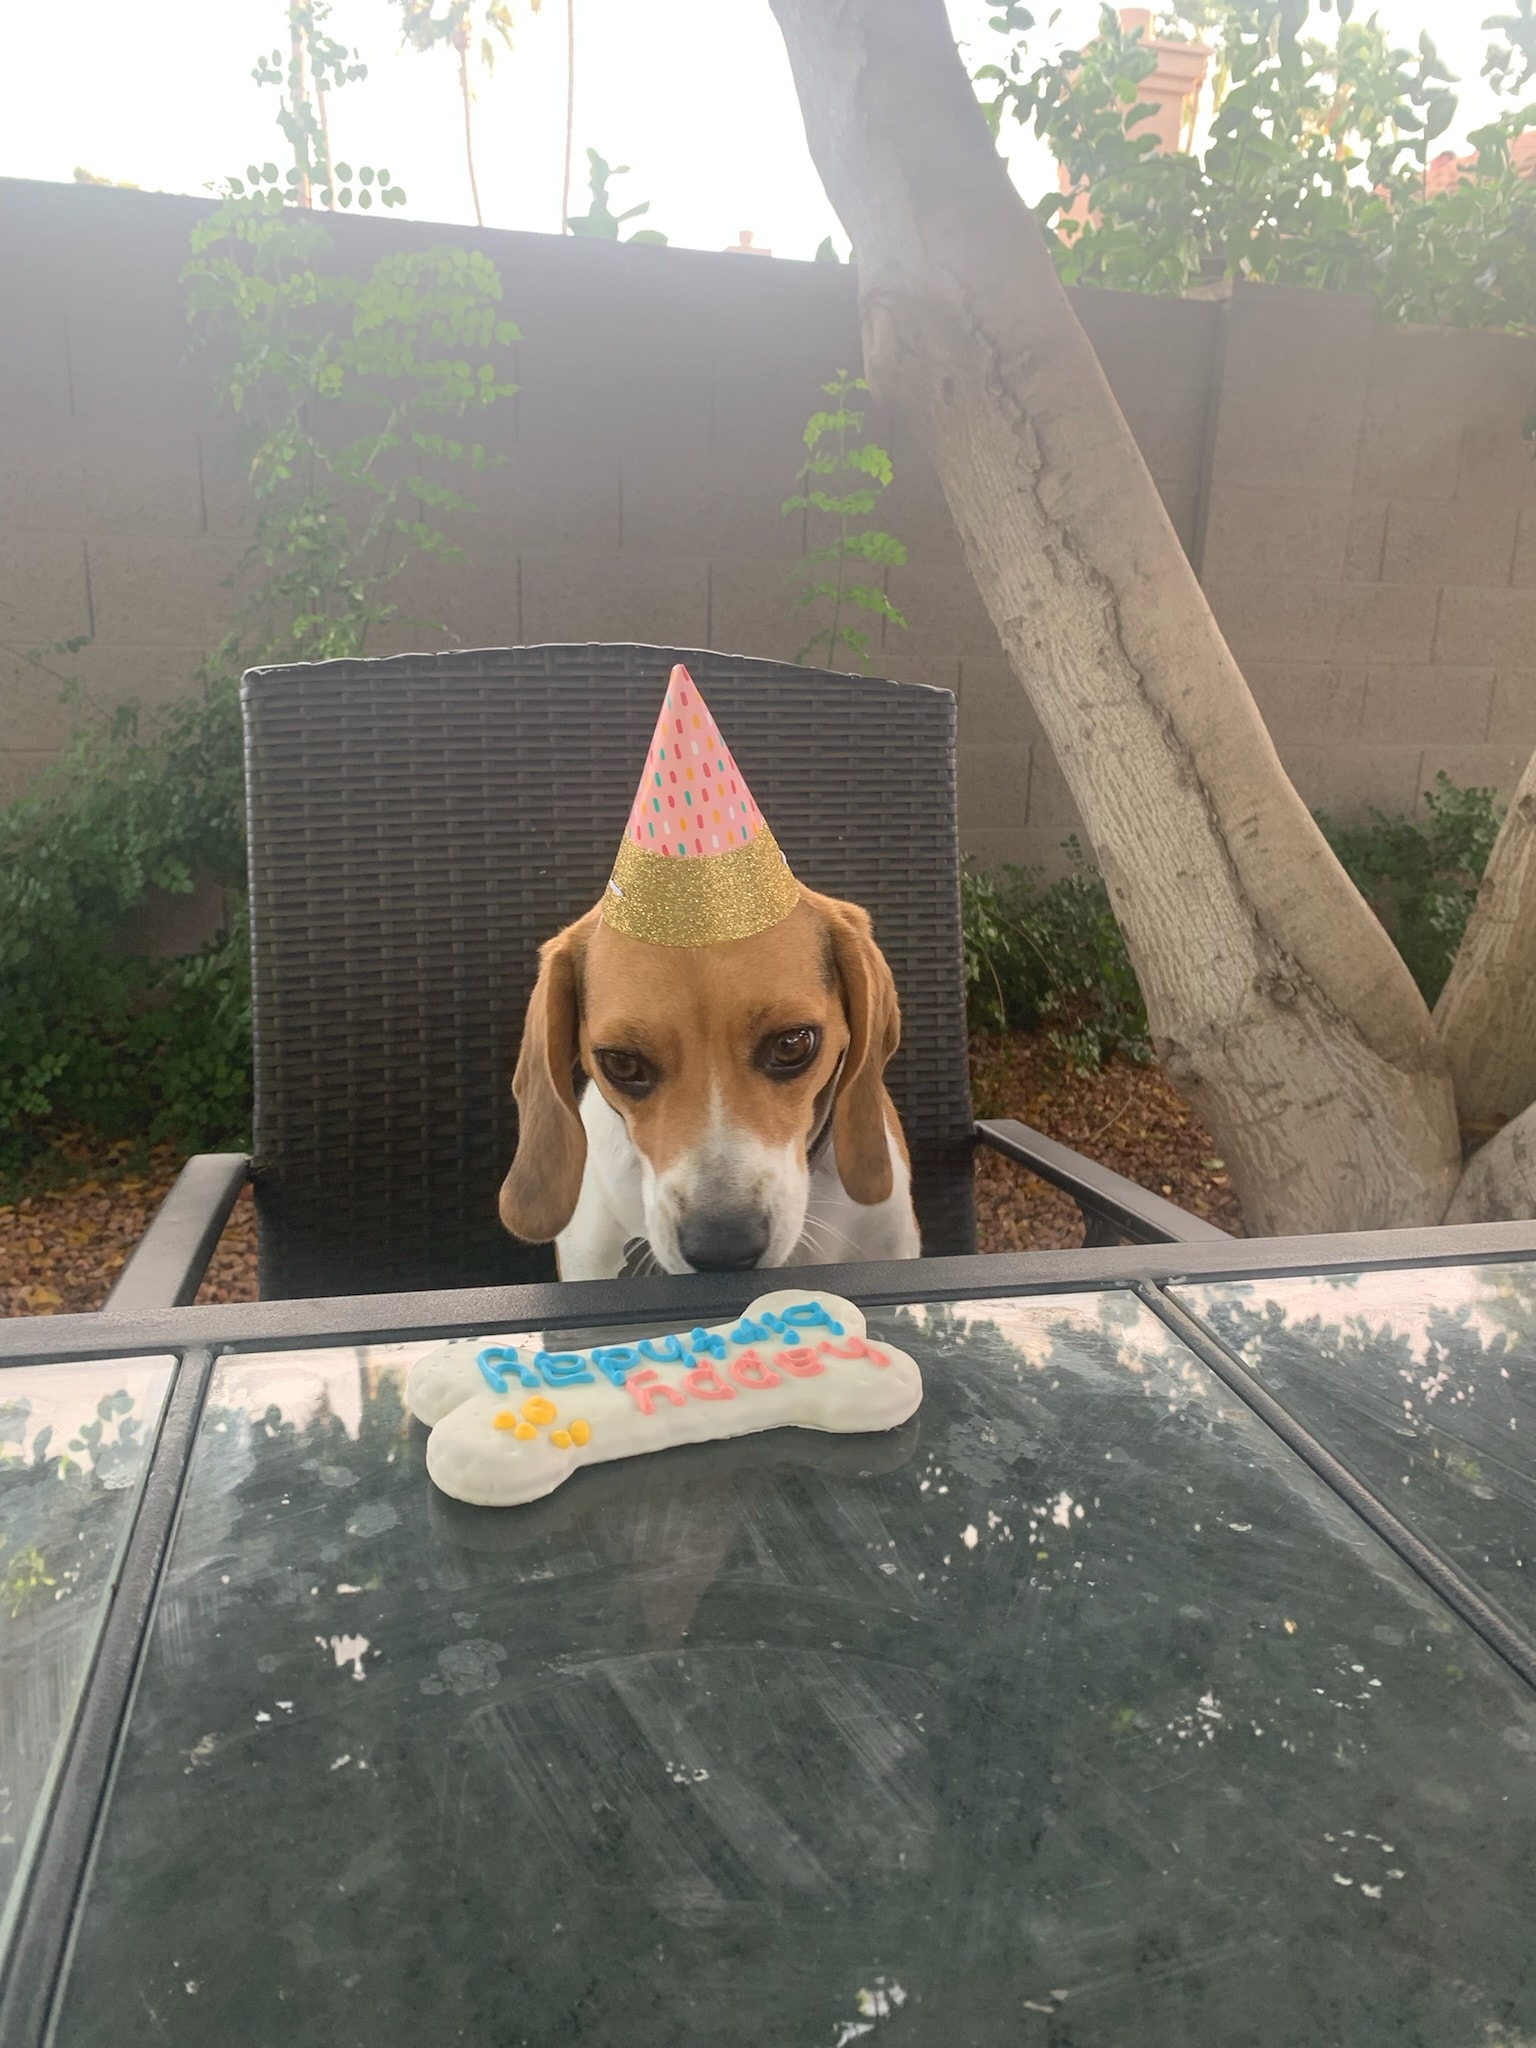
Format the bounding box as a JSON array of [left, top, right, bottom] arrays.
[[498, 888, 903, 1272]]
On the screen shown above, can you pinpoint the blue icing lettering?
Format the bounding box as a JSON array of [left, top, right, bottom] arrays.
[[758, 1310, 789, 1334], [689, 1326, 729, 1359], [536, 1350, 596, 1387], [592, 1345, 639, 1386], [476, 1346, 541, 1393], [730, 1316, 772, 1345], [639, 1334, 690, 1366], [781, 1300, 845, 1337]]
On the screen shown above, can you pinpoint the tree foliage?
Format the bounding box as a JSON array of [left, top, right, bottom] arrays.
[[565, 148, 669, 243], [251, 0, 403, 212], [978, 0, 1536, 330]]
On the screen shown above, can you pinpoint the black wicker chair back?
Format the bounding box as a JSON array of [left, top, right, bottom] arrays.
[[242, 645, 976, 1297]]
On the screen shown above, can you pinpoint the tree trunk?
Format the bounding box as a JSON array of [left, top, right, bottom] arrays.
[[1447, 1100, 1536, 1222], [1434, 750, 1536, 1124], [316, 79, 337, 211], [562, 0, 576, 230], [457, 32, 484, 227], [767, 0, 1461, 1236], [289, 6, 313, 209]]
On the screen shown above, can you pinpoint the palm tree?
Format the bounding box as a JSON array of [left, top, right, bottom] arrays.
[[394, 0, 540, 228]]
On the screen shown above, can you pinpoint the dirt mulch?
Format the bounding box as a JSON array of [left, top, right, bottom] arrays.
[[0, 1138, 258, 1318], [0, 1037, 1242, 1316], [970, 1032, 1244, 1250]]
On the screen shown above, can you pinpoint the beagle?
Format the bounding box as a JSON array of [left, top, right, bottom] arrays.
[[498, 887, 922, 1279]]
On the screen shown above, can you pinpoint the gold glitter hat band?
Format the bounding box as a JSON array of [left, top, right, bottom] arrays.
[[602, 827, 801, 948]]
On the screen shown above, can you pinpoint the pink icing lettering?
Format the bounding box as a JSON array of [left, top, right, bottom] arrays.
[[817, 1337, 892, 1368], [628, 1368, 687, 1415], [684, 1363, 736, 1401], [730, 1350, 782, 1391], [773, 1347, 825, 1379]]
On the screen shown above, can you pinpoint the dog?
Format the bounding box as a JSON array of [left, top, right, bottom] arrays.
[[498, 885, 922, 1279]]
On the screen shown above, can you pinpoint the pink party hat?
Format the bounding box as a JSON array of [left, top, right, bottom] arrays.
[[601, 666, 800, 946]]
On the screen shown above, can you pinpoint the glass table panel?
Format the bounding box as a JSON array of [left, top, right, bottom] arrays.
[[54, 1300, 1536, 2047], [0, 1355, 175, 1946], [1175, 1261, 1536, 1642]]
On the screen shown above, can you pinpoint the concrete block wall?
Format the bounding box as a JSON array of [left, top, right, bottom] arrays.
[[1199, 282, 1536, 832], [4, 178, 1534, 878]]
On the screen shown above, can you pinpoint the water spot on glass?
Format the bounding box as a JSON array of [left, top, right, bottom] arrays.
[[346, 1500, 398, 1539], [315, 1466, 359, 1489], [418, 1639, 506, 1697], [184, 1733, 219, 1774]]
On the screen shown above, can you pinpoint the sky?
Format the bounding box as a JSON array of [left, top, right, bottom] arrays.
[[0, 0, 1513, 262]]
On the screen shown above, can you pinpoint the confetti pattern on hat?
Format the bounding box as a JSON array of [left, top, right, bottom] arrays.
[[622, 668, 765, 860], [603, 665, 799, 947]]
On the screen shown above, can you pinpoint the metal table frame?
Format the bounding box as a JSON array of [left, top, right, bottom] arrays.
[[7, 1216, 1536, 2047]]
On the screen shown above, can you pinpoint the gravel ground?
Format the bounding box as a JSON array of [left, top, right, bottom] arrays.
[[1, 1036, 1242, 1316]]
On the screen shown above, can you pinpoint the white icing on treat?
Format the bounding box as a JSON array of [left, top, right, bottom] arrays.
[[406, 1289, 922, 1507]]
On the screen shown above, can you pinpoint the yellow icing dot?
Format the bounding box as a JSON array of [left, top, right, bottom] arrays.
[[522, 1396, 557, 1425], [492, 1410, 518, 1431], [514, 1421, 538, 1440], [569, 1419, 592, 1446], [550, 1429, 573, 1449]]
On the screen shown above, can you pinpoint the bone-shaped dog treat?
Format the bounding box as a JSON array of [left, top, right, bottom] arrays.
[[406, 1290, 922, 1507]]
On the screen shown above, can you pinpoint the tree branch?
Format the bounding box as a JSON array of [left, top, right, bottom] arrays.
[[1435, 747, 1536, 1124], [1447, 1098, 1536, 1222]]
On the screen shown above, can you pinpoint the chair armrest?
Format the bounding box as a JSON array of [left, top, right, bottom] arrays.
[[102, 1153, 252, 1311], [974, 1118, 1230, 1247]]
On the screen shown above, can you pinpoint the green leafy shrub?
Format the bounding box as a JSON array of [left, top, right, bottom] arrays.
[[784, 371, 907, 669], [0, 679, 250, 1169], [960, 842, 1151, 1066], [1316, 772, 1505, 1007], [0, 195, 518, 1172]]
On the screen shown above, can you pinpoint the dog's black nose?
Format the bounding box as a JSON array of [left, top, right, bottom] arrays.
[[677, 1210, 771, 1272]]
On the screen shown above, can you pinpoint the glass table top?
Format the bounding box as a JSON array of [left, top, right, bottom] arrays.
[[1176, 1262, 1536, 1645], [52, 1296, 1536, 2047], [0, 1356, 174, 1948]]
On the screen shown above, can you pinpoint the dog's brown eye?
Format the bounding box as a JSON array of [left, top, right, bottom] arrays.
[[761, 1026, 819, 1077], [595, 1048, 654, 1096]]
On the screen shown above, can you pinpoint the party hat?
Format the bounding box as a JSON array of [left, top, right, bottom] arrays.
[[601, 665, 800, 947]]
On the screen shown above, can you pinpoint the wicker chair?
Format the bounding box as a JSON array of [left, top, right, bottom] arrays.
[[108, 645, 1223, 1308]]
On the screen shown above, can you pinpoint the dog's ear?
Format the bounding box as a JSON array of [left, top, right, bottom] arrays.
[[818, 894, 902, 1206], [499, 914, 595, 1243]]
